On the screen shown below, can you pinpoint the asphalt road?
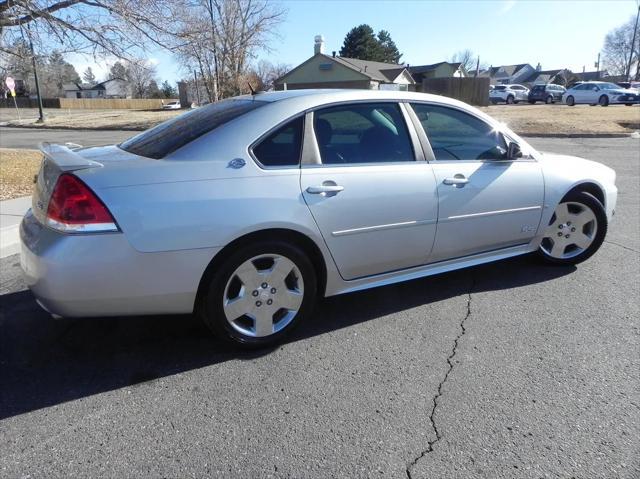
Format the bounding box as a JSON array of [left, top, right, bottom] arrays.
[[0, 127, 134, 149], [1, 138, 638, 478]]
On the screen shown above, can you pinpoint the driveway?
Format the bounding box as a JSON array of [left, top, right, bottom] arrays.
[[0, 127, 134, 149], [0, 138, 638, 478]]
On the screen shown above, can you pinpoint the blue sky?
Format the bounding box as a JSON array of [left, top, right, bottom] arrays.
[[76, 0, 639, 83]]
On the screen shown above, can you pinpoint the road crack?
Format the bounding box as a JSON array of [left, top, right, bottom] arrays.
[[604, 240, 640, 254], [406, 276, 475, 479]]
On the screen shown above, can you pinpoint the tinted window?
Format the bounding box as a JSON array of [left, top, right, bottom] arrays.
[[253, 116, 304, 167], [532, 85, 545, 92], [313, 103, 414, 164], [494, 86, 507, 91], [411, 103, 507, 161], [119, 99, 266, 159]]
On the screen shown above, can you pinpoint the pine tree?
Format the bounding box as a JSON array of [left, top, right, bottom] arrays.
[[339, 24, 384, 62], [108, 62, 127, 80], [161, 80, 177, 98], [377, 30, 402, 64], [82, 67, 96, 84]]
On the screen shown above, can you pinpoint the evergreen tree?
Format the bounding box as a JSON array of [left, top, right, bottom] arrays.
[[82, 66, 96, 84], [339, 24, 384, 62], [377, 30, 402, 63], [108, 62, 127, 80], [339, 25, 403, 64], [161, 80, 177, 98]]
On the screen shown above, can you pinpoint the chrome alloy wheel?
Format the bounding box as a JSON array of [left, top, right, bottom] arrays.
[[540, 201, 598, 259], [222, 254, 304, 338]]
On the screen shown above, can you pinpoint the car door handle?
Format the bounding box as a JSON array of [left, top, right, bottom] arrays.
[[443, 176, 469, 186], [306, 184, 344, 195]]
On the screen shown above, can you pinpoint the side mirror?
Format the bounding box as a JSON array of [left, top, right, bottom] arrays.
[[594, 86, 600, 92], [507, 142, 523, 160]]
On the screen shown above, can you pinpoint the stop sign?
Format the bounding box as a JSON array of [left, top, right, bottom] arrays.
[[5, 76, 15, 91]]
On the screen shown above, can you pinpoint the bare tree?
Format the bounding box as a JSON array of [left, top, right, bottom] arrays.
[[451, 49, 477, 74], [124, 59, 157, 98], [172, 0, 287, 101], [602, 14, 640, 79], [253, 59, 290, 91], [0, 0, 178, 58]]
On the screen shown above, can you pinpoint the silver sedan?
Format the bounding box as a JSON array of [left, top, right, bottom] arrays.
[[20, 90, 617, 347]]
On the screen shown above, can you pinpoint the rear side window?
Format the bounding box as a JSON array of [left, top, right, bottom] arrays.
[[119, 99, 266, 159], [313, 103, 414, 164], [494, 86, 506, 91], [252, 116, 304, 167], [532, 85, 544, 92]]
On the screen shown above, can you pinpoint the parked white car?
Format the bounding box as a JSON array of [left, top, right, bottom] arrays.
[[162, 101, 181, 110], [489, 84, 530, 104], [563, 82, 640, 106]]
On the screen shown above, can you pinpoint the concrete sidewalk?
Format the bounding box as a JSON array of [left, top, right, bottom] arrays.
[[0, 196, 31, 258]]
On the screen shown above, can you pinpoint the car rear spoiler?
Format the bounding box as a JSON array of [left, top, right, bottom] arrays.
[[38, 142, 103, 172]]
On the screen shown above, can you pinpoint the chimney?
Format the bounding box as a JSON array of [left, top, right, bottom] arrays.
[[536, 62, 541, 71], [332, 51, 336, 58], [314, 35, 325, 55]]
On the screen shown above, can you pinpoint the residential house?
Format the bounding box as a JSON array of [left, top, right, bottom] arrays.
[[480, 64, 536, 85], [575, 70, 608, 82], [408, 62, 465, 84], [274, 36, 415, 91], [63, 78, 130, 98]]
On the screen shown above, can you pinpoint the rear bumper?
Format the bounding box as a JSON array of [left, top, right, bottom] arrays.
[[20, 209, 219, 317]]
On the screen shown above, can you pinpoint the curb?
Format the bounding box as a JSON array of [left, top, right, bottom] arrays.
[[521, 133, 638, 139], [0, 225, 20, 258], [0, 124, 144, 132]]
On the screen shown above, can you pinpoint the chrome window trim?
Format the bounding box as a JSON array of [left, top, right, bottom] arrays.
[[248, 113, 306, 170], [303, 100, 419, 168], [407, 102, 537, 164]]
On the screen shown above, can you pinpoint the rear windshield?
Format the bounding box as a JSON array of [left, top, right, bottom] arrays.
[[532, 85, 545, 91], [119, 98, 266, 159], [494, 86, 507, 91]]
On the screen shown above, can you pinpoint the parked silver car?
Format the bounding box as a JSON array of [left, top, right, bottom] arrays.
[[21, 90, 617, 347]]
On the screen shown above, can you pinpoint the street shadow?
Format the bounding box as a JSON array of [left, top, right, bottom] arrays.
[[0, 255, 575, 419]]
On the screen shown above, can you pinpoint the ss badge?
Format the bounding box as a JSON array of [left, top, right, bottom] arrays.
[[521, 225, 536, 233]]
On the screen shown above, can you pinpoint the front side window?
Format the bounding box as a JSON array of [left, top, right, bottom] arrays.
[[252, 116, 304, 167], [411, 103, 507, 161], [313, 103, 414, 165]]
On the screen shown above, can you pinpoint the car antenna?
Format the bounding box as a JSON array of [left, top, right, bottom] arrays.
[[248, 82, 256, 95]]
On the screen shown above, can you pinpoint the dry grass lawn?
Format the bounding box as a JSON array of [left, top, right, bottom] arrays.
[[6, 109, 182, 131], [479, 104, 640, 135], [0, 149, 41, 200]]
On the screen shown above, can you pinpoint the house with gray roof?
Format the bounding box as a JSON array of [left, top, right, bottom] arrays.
[[408, 62, 465, 84], [274, 36, 414, 91], [63, 78, 130, 99], [479, 64, 535, 85]]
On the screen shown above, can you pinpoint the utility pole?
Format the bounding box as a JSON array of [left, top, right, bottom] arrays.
[[475, 56, 480, 78], [193, 70, 201, 105], [595, 52, 601, 79], [626, 3, 640, 80], [26, 25, 44, 123]]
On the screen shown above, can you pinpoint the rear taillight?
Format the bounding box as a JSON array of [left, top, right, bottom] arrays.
[[46, 173, 119, 233]]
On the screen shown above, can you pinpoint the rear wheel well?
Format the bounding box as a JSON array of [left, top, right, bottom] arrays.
[[562, 182, 605, 207], [194, 228, 328, 313]]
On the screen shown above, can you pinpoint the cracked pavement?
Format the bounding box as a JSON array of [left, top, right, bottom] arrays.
[[1, 138, 639, 477]]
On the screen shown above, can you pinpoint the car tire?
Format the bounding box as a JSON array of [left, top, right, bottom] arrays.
[[200, 241, 317, 348], [528, 100, 536, 104], [545, 95, 554, 104], [625, 103, 633, 106], [537, 191, 607, 266], [506, 95, 515, 104], [566, 95, 575, 106], [599, 95, 609, 107]]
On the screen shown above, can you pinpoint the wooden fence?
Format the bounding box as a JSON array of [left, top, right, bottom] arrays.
[[419, 78, 490, 106], [0, 98, 178, 110]]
